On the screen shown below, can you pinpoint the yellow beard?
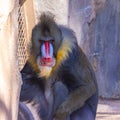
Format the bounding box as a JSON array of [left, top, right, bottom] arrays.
[[38, 66, 52, 78]]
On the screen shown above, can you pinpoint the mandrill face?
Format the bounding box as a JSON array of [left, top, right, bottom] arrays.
[[29, 13, 75, 77], [37, 39, 56, 68], [36, 39, 56, 77], [29, 14, 62, 77]]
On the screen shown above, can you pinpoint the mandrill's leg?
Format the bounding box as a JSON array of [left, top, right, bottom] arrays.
[[70, 104, 95, 120], [18, 102, 34, 120]]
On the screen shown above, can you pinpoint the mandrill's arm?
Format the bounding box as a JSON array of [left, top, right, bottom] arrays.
[[54, 81, 96, 120], [54, 49, 97, 120], [56, 83, 96, 113]]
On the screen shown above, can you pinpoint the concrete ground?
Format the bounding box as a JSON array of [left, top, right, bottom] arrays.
[[96, 99, 120, 120]]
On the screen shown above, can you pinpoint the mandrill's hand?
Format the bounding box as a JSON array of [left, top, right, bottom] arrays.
[[53, 108, 70, 120], [54, 112, 68, 120]]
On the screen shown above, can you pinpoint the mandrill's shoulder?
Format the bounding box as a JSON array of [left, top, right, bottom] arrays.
[[20, 62, 38, 83], [21, 62, 35, 75], [59, 25, 77, 44]]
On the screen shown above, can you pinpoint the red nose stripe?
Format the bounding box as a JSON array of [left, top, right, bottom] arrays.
[[40, 41, 53, 65], [45, 41, 50, 57]]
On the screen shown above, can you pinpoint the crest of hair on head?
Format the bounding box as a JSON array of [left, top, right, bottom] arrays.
[[38, 12, 60, 38], [39, 12, 56, 26]]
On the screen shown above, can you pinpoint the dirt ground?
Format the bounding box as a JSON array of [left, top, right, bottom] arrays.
[[96, 98, 120, 120]]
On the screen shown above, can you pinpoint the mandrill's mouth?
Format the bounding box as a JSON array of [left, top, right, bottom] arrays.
[[37, 56, 56, 77], [39, 57, 56, 67]]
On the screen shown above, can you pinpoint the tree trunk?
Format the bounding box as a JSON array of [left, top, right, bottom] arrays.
[[0, 1, 22, 120]]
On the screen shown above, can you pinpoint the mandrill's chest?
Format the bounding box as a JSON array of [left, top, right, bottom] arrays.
[[33, 77, 69, 119]]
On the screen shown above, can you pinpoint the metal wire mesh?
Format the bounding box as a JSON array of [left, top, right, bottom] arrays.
[[17, 5, 28, 70]]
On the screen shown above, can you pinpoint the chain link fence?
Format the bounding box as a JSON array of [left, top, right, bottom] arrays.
[[17, 3, 28, 70]]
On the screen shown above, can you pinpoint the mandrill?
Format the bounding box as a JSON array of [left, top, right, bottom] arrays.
[[19, 13, 98, 120]]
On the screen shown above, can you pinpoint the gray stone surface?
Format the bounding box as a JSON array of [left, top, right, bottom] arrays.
[[69, 0, 120, 98], [88, 0, 120, 98]]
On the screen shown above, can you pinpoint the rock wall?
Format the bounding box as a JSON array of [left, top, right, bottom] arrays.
[[88, 0, 120, 98], [33, 0, 69, 25], [69, 0, 120, 98]]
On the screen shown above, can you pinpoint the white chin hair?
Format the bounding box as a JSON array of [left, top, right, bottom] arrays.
[[38, 66, 52, 77], [37, 56, 53, 77]]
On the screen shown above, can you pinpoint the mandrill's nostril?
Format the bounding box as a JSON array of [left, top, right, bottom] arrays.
[[40, 57, 54, 67], [41, 57, 52, 62]]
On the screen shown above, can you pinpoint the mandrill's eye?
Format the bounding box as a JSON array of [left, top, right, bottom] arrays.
[[50, 39, 54, 43], [50, 39, 55, 46], [39, 39, 44, 44], [39, 39, 54, 45]]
